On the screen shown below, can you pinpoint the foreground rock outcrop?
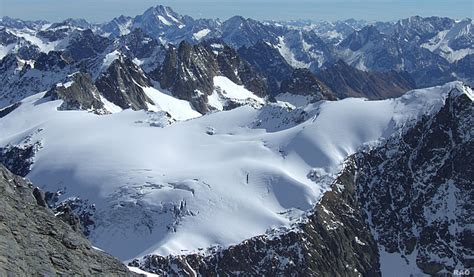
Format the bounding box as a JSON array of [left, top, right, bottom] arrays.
[[0, 165, 137, 276]]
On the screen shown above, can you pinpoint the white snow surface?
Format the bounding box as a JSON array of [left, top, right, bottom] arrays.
[[101, 50, 121, 71], [157, 15, 173, 26], [213, 76, 265, 104], [9, 29, 67, 53], [276, 36, 310, 69], [275, 93, 315, 108], [128, 267, 160, 276], [0, 44, 16, 60], [193, 29, 211, 41], [142, 86, 201, 120], [0, 81, 463, 262], [421, 19, 473, 62]]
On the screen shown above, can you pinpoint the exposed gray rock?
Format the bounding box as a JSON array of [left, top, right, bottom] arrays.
[[356, 89, 473, 275], [317, 60, 416, 100], [154, 40, 268, 113], [96, 57, 154, 111], [45, 72, 106, 114], [0, 165, 139, 276], [280, 68, 336, 101], [0, 102, 21, 118], [0, 141, 41, 177], [238, 40, 294, 95]]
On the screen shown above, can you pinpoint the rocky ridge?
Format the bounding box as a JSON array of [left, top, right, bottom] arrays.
[[0, 164, 138, 276]]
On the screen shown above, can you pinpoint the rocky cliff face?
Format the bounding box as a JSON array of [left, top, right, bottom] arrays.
[[317, 60, 416, 100], [0, 51, 74, 109], [154, 41, 268, 113], [0, 165, 137, 276], [336, 19, 464, 88], [238, 40, 295, 95], [356, 88, 473, 275], [96, 57, 153, 111], [130, 86, 473, 276], [62, 29, 111, 62], [280, 68, 336, 101], [45, 73, 106, 114]]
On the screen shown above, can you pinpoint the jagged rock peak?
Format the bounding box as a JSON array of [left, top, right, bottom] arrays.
[[339, 25, 384, 51], [96, 56, 153, 110], [155, 40, 268, 113], [45, 72, 107, 114]]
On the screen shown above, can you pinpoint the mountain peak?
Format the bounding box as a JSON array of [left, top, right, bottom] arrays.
[[339, 24, 384, 51], [143, 5, 182, 21]]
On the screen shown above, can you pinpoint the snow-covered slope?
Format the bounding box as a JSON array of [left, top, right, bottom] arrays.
[[421, 18, 473, 62], [142, 86, 201, 120], [0, 81, 462, 262]]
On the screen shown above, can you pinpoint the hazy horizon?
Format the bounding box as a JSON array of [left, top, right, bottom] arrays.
[[0, 0, 472, 24]]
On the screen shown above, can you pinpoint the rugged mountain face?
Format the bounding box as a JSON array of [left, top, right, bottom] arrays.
[[356, 87, 473, 275], [287, 19, 368, 45], [45, 73, 106, 113], [132, 5, 190, 39], [96, 56, 153, 111], [114, 29, 167, 73], [154, 41, 268, 113], [0, 164, 137, 276], [0, 16, 47, 30], [1, 10, 472, 106], [392, 16, 455, 44], [336, 17, 471, 87], [238, 40, 294, 95], [453, 54, 474, 86], [280, 68, 336, 101], [317, 60, 416, 99], [63, 29, 111, 61], [0, 51, 74, 108], [418, 18, 473, 63], [129, 85, 473, 276], [219, 16, 283, 48], [100, 15, 133, 37], [34, 54, 156, 113]]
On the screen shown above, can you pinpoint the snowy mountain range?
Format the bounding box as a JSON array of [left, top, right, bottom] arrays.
[[0, 5, 473, 276]]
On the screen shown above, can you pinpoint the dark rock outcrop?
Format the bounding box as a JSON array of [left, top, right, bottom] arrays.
[[238, 40, 294, 95], [0, 164, 138, 276], [154, 41, 268, 113], [317, 60, 416, 99], [356, 88, 473, 275], [280, 68, 336, 101], [0, 141, 41, 177], [337, 20, 460, 88], [45, 73, 106, 113], [452, 54, 474, 86], [62, 29, 111, 61], [0, 102, 21, 118], [96, 57, 154, 110]]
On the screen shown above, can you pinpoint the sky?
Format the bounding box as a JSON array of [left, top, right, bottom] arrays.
[[0, 0, 472, 23]]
